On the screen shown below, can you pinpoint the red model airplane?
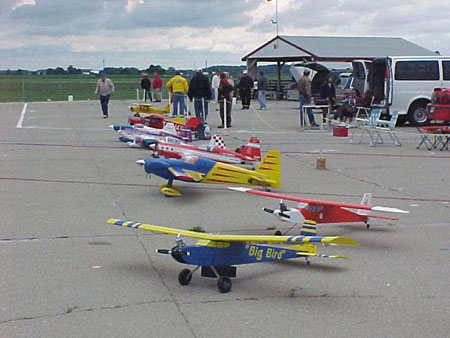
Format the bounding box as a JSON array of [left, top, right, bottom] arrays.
[[230, 187, 409, 229], [129, 113, 202, 133], [150, 135, 262, 166]]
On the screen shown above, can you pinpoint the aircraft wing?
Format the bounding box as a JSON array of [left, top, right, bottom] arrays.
[[168, 167, 204, 182], [107, 219, 358, 246], [230, 187, 409, 214]]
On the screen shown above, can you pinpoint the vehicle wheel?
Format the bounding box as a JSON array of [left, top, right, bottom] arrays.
[[178, 269, 192, 286], [408, 103, 429, 126], [217, 276, 232, 293], [274, 230, 282, 236]]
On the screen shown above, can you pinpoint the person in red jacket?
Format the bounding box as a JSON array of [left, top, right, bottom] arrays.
[[152, 72, 163, 102]]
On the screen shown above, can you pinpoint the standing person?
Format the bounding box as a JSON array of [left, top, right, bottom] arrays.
[[188, 69, 211, 121], [152, 72, 163, 102], [217, 73, 233, 128], [238, 70, 253, 109], [95, 72, 114, 118], [211, 70, 220, 110], [165, 72, 188, 117], [140, 73, 152, 102], [257, 71, 267, 110], [320, 75, 336, 122], [297, 69, 318, 126]]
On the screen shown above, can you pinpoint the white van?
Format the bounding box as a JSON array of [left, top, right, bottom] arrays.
[[352, 56, 450, 125]]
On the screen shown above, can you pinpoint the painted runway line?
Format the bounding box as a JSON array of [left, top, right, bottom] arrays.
[[15, 103, 28, 128], [1, 141, 449, 159], [1, 176, 450, 203]]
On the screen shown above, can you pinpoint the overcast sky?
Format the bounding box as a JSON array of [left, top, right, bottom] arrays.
[[2, 0, 449, 70]]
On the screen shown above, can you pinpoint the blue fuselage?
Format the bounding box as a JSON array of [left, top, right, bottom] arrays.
[[173, 242, 300, 266], [143, 157, 216, 181]]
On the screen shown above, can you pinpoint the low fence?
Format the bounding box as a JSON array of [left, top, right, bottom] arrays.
[[0, 80, 171, 102]]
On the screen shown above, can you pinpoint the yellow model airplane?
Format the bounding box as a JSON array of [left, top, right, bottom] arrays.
[[129, 103, 170, 115], [107, 219, 358, 293], [137, 150, 281, 196]]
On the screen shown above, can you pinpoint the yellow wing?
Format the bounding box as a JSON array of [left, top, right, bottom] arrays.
[[107, 219, 358, 246]]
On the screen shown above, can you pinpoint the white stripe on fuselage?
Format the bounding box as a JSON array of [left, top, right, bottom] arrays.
[[160, 144, 243, 164]]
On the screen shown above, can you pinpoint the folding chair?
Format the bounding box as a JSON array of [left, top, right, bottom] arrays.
[[350, 108, 382, 144], [416, 126, 448, 150], [367, 110, 401, 147]]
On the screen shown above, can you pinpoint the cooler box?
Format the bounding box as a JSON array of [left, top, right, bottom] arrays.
[[333, 126, 348, 137]]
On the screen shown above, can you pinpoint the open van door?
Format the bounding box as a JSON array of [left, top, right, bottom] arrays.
[[352, 60, 370, 95], [385, 57, 393, 107]]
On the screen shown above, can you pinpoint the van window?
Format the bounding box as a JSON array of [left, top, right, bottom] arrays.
[[395, 61, 439, 81], [443, 61, 450, 80]]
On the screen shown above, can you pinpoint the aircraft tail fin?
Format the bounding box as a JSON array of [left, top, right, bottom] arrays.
[[299, 220, 317, 236], [162, 104, 170, 113], [239, 136, 261, 161], [209, 135, 226, 149], [254, 150, 280, 188], [162, 122, 177, 135], [358, 193, 372, 215]]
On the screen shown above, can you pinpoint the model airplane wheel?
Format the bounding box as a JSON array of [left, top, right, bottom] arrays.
[[274, 230, 282, 236], [178, 269, 192, 286], [217, 276, 232, 293], [366, 223, 370, 229]]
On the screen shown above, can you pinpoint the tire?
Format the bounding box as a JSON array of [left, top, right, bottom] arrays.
[[178, 269, 192, 286], [217, 276, 232, 293], [408, 103, 430, 126]]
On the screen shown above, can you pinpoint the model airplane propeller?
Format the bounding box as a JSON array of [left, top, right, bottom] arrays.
[[107, 219, 358, 293]]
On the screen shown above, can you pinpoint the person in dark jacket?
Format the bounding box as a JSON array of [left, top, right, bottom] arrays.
[[238, 70, 253, 109], [217, 73, 233, 128], [320, 75, 336, 121], [188, 69, 211, 121], [141, 73, 152, 102]]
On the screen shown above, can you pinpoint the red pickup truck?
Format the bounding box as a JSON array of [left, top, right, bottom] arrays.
[[426, 88, 450, 122]]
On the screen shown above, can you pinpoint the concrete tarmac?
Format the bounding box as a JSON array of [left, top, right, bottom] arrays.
[[1, 99, 449, 337]]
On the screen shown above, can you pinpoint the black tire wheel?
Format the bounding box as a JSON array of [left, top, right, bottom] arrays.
[[409, 104, 429, 126], [217, 276, 232, 293], [178, 269, 192, 286], [274, 230, 282, 236]]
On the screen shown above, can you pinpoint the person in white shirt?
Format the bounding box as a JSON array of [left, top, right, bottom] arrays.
[[211, 70, 220, 110], [95, 73, 115, 118]]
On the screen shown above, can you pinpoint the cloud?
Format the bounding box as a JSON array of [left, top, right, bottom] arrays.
[[1, 0, 449, 70]]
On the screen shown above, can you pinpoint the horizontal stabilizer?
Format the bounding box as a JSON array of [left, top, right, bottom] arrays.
[[371, 206, 409, 214], [296, 252, 349, 259]]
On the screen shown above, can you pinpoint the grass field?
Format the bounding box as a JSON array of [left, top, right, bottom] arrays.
[[0, 73, 293, 103], [0, 75, 173, 102]]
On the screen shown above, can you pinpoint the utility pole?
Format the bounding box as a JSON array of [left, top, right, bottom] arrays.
[[269, 0, 279, 37], [102, 58, 105, 71]]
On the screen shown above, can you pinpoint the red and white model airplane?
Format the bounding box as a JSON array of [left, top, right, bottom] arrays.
[[149, 135, 262, 166], [230, 187, 409, 229]]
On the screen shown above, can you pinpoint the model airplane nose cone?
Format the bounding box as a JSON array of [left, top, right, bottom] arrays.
[[136, 159, 145, 167]]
